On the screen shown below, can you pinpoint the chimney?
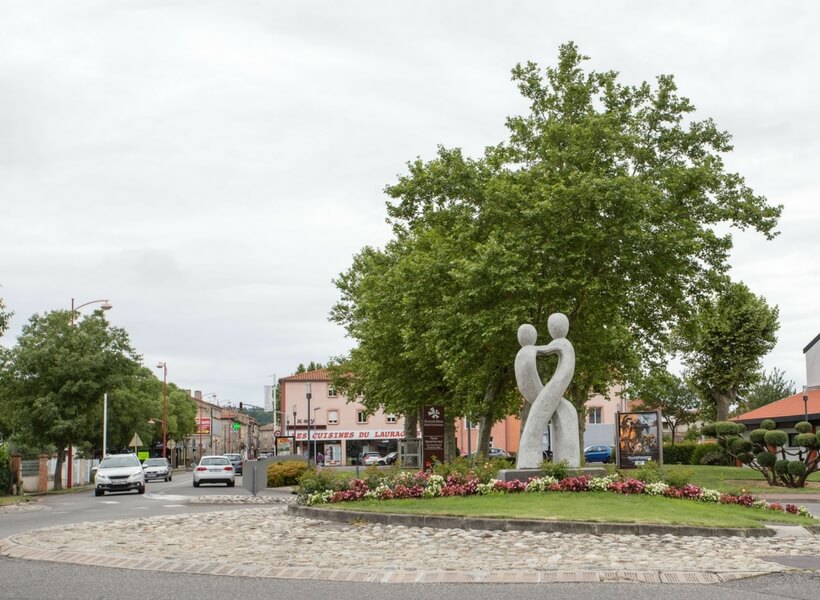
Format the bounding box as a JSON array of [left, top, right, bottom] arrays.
[[195, 390, 203, 400]]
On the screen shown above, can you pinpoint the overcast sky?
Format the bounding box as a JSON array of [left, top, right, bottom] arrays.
[[1, 1, 818, 408]]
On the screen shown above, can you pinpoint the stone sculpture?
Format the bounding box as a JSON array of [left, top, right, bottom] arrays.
[[515, 313, 580, 469]]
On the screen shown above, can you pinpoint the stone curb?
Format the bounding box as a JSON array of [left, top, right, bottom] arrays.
[[288, 505, 779, 538], [0, 536, 771, 584]]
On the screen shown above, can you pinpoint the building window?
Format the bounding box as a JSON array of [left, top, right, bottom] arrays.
[[357, 411, 368, 424], [385, 414, 397, 424], [328, 386, 337, 398], [588, 407, 602, 424], [328, 410, 339, 425]]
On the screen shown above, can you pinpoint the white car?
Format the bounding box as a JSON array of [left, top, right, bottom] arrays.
[[193, 455, 236, 487], [94, 453, 146, 496], [142, 457, 172, 482]]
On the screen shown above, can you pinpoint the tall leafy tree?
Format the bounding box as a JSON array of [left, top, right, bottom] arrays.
[[735, 367, 795, 415], [677, 282, 779, 421], [0, 310, 144, 488], [334, 42, 781, 458], [628, 368, 701, 445], [0, 296, 10, 336]]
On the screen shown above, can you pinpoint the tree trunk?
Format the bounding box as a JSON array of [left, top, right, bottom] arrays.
[[444, 418, 457, 462], [53, 448, 64, 491], [711, 389, 735, 421], [404, 411, 418, 439], [477, 375, 505, 455]]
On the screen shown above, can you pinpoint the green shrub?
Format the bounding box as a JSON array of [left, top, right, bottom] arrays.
[[663, 468, 692, 488], [0, 445, 11, 494], [774, 460, 790, 475], [635, 461, 663, 483], [795, 433, 818, 448], [756, 451, 776, 468], [699, 451, 733, 466], [540, 460, 570, 481], [730, 438, 752, 454], [763, 430, 788, 447], [795, 421, 813, 434], [760, 419, 776, 430], [684, 427, 701, 442], [715, 422, 745, 436], [267, 460, 310, 487], [700, 424, 717, 437], [690, 443, 725, 465], [787, 461, 807, 476], [296, 468, 347, 498], [662, 443, 696, 464], [749, 429, 767, 445], [737, 452, 755, 464], [434, 456, 505, 484]]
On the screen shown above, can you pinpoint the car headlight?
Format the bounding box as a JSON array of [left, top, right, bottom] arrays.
[[128, 472, 143, 482], [96, 474, 110, 482]]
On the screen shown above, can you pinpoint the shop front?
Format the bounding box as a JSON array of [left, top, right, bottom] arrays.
[[294, 429, 405, 465]]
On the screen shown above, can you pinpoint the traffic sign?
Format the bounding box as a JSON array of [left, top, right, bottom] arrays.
[[129, 432, 144, 447], [274, 429, 281, 436]]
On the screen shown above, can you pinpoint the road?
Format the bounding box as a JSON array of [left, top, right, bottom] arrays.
[[1, 471, 819, 599]]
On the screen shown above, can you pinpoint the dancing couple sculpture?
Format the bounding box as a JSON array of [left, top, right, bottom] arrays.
[[515, 313, 580, 469]]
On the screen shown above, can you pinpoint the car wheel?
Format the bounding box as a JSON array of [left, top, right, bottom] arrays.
[[138, 485, 145, 495], [603, 457, 610, 464], [95, 489, 104, 497], [193, 480, 200, 487], [168, 474, 172, 481], [227, 480, 235, 487]]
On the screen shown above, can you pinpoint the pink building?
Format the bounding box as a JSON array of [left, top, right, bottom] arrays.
[[279, 369, 406, 465]]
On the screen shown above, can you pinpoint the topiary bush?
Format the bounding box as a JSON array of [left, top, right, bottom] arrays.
[[795, 421, 813, 434], [267, 460, 310, 487], [763, 430, 788, 447], [690, 443, 727, 465]]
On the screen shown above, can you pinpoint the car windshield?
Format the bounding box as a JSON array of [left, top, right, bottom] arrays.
[[100, 455, 140, 468], [202, 457, 229, 466], [225, 455, 241, 460], [144, 459, 166, 466]]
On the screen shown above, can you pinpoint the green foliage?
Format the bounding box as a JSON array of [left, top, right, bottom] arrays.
[[267, 460, 310, 487], [774, 460, 790, 475], [677, 282, 780, 421], [714, 422, 745, 436], [0, 444, 11, 494], [629, 370, 701, 445], [760, 419, 776, 430], [787, 461, 807, 477], [763, 430, 788, 447], [663, 443, 696, 464], [736, 368, 795, 414], [795, 421, 813, 434], [749, 429, 767, 445], [756, 452, 776, 468], [698, 450, 733, 466], [539, 459, 570, 481], [634, 461, 663, 483], [794, 433, 818, 448], [662, 468, 693, 488], [331, 42, 781, 458], [730, 438, 752, 454], [296, 468, 349, 501], [690, 443, 723, 465], [700, 424, 717, 437], [737, 452, 755, 464], [434, 457, 506, 484]]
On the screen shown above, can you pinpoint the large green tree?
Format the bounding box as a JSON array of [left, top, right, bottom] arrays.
[[677, 281, 779, 421], [629, 368, 702, 445], [333, 42, 781, 458]]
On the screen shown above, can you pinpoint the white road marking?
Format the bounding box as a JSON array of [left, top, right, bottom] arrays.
[[163, 504, 186, 508], [100, 501, 119, 505]]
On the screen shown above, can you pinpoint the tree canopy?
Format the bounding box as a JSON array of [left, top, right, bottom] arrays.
[[332, 42, 781, 458], [735, 368, 796, 415], [677, 281, 779, 421], [628, 368, 701, 445]]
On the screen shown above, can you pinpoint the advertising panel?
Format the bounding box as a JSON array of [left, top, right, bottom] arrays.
[[275, 436, 294, 456], [422, 405, 445, 468], [324, 443, 342, 466], [195, 417, 211, 435], [616, 411, 662, 468]]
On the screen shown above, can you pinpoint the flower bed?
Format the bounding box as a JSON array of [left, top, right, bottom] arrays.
[[301, 470, 813, 518]]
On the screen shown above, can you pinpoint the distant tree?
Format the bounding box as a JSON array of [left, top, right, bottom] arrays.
[[0, 296, 10, 337], [0, 310, 145, 488], [294, 362, 324, 375], [677, 281, 779, 421], [629, 369, 701, 445], [735, 368, 796, 415]]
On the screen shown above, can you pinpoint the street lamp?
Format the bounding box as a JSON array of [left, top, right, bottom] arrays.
[[305, 382, 312, 467], [156, 362, 167, 459], [804, 386, 809, 423], [292, 406, 297, 454], [313, 406, 321, 464], [70, 297, 112, 325], [67, 297, 112, 489]]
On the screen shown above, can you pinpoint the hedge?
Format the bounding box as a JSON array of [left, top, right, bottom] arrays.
[[662, 443, 696, 464]]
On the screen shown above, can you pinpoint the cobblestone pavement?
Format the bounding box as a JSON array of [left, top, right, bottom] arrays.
[[2, 496, 820, 584]]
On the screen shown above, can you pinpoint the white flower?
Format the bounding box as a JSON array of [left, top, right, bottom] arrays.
[[643, 482, 669, 496]]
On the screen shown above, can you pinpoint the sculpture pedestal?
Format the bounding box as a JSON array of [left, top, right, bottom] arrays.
[[497, 466, 607, 483]]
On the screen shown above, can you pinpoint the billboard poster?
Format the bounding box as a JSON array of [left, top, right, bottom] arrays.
[[422, 405, 445, 468], [194, 417, 211, 435], [324, 443, 341, 466], [275, 436, 294, 456], [616, 411, 662, 468]]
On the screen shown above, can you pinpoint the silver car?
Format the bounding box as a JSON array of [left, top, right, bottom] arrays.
[[94, 453, 146, 496], [193, 455, 235, 487], [142, 457, 172, 482]]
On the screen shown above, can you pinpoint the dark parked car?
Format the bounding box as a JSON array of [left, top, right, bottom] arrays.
[[584, 445, 614, 463], [224, 453, 243, 475]]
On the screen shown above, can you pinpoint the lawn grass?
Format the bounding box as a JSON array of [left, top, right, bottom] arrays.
[[0, 495, 33, 506], [326, 492, 817, 528], [624, 464, 820, 495]]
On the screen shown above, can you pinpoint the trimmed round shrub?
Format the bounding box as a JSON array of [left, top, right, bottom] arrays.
[[755, 451, 776, 468], [700, 423, 717, 437], [715, 422, 745, 436], [267, 460, 310, 487], [794, 433, 818, 448], [775, 459, 791, 475], [764, 430, 788, 447], [787, 461, 807, 476], [760, 419, 776, 430], [749, 429, 768, 445], [816, 431, 820, 446], [795, 421, 813, 434], [730, 438, 752, 454], [737, 452, 755, 464]]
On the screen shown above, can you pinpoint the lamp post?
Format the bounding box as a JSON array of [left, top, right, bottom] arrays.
[[292, 406, 297, 455], [156, 362, 167, 459], [305, 382, 312, 467], [804, 386, 809, 423], [313, 407, 321, 463], [68, 297, 112, 489]]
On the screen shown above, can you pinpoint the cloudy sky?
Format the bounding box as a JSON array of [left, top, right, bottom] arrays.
[[1, 1, 818, 408]]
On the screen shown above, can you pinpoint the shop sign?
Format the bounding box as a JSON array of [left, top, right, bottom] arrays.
[[293, 430, 405, 441], [422, 405, 445, 468], [616, 411, 663, 468]]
